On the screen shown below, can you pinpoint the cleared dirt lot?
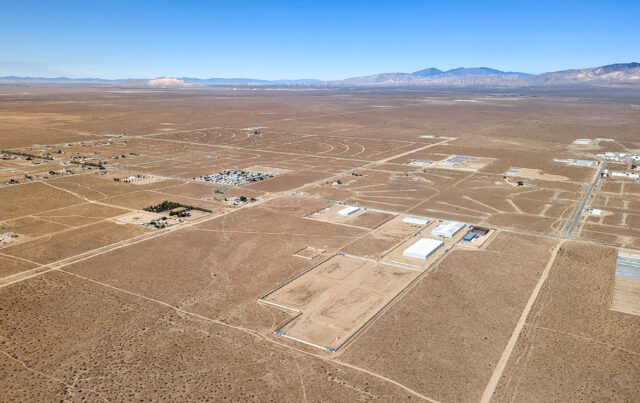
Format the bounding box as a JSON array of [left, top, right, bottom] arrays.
[[266, 255, 420, 350]]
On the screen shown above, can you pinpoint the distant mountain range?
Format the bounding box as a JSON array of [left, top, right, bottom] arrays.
[[530, 62, 640, 85], [328, 63, 639, 87], [330, 67, 533, 87], [1, 62, 638, 88]]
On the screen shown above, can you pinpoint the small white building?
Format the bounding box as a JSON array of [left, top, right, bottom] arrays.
[[574, 159, 598, 167], [336, 206, 362, 217], [573, 139, 592, 145], [402, 216, 429, 226], [610, 171, 640, 179], [553, 158, 598, 167], [431, 221, 466, 238], [601, 152, 628, 162], [403, 238, 444, 260]]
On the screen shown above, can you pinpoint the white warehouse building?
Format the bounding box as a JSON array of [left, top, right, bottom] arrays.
[[336, 206, 362, 217], [402, 216, 429, 226], [403, 238, 444, 260], [431, 220, 466, 238]]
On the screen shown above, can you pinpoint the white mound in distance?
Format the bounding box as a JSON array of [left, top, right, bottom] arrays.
[[147, 77, 192, 88]]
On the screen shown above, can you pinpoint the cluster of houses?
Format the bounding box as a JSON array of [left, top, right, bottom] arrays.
[[602, 170, 640, 180], [597, 152, 640, 163], [195, 169, 273, 185], [0, 232, 19, 244]]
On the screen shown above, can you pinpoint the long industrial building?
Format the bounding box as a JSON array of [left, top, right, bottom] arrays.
[[403, 238, 444, 260], [402, 216, 429, 226], [336, 206, 362, 217], [431, 221, 466, 238]]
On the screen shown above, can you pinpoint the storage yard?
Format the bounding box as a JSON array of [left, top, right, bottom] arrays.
[[0, 86, 639, 401]]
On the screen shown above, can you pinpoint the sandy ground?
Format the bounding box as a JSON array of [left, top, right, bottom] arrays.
[[338, 233, 558, 402], [266, 255, 420, 350], [1, 86, 639, 401], [492, 242, 640, 402], [506, 167, 570, 181]]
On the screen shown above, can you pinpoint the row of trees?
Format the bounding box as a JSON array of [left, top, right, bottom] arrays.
[[143, 200, 212, 214], [70, 160, 105, 169], [1, 150, 53, 161]]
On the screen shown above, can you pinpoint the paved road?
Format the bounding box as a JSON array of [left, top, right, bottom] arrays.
[[566, 161, 606, 238]]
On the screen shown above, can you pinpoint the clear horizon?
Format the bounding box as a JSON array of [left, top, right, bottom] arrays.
[[2, 0, 639, 80]]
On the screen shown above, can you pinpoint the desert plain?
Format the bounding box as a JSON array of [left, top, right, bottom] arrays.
[[0, 85, 639, 401]]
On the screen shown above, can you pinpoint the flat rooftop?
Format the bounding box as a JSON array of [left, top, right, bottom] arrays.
[[402, 216, 429, 226], [336, 206, 362, 217], [403, 238, 444, 260]]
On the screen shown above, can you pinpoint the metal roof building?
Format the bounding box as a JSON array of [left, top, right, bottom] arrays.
[[554, 158, 598, 167], [402, 216, 429, 226], [336, 206, 362, 217], [616, 252, 640, 277], [431, 221, 466, 238], [462, 231, 477, 242], [611, 251, 640, 315], [574, 159, 598, 167], [402, 238, 443, 260]]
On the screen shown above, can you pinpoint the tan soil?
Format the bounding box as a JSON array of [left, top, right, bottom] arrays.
[[493, 242, 640, 402], [0, 254, 37, 278], [35, 202, 129, 226], [507, 167, 570, 181], [267, 255, 420, 349], [343, 210, 395, 229], [0, 182, 84, 221], [293, 246, 325, 259], [487, 213, 562, 234], [1, 86, 640, 400], [1, 216, 69, 237], [611, 275, 640, 316], [339, 234, 554, 402], [245, 170, 332, 193], [0, 271, 416, 401], [1, 221, 148, 264]]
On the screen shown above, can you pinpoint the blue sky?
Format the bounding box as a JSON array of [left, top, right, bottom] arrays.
[[1, 0, 638, 79]]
